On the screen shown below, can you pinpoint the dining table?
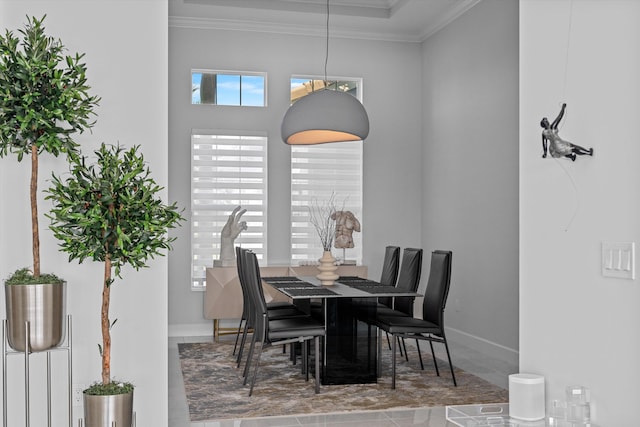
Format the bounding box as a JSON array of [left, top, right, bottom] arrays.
[[263, 274, 421, 385]]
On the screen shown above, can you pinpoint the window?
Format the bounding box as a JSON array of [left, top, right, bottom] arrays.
[[289, 78, 358, 103], [290, 76, 364, 264], [191, 70, 266, 106], [191, 132, 268, 289]]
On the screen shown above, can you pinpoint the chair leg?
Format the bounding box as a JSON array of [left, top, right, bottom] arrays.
[[248, 341, 265, 396], [303, 340, 308, 377], [443, 337, 457, 386], [314, 336, 321, 394], [236, 320, 250, 367], [401, 338, 409, 361], [386, 331, 391, 350], [391, 333, 397, 389], [428, 339, 440, 377], [377, 327, 383, 378], [232, 317, 244, 356], [415, 339, 424, 370], [243, 333, 257, 384]]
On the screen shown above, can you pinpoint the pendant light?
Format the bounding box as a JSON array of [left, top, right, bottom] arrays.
[[281, 0, 369, 145]]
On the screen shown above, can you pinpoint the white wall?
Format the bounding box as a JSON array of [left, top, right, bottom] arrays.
[[168, 25, 424, 331], [0, 2, 169, 426], [421, 0, 520, 362], [520, 1, 640, 424]]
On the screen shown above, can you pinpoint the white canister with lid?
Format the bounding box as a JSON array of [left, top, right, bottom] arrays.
[[509, 373, 545, 421]]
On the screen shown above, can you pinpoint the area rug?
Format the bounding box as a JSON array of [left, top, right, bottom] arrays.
[[178, 341, 508, 422]]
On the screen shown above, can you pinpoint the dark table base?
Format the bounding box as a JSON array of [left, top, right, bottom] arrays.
[[320, 298, 378, 385]]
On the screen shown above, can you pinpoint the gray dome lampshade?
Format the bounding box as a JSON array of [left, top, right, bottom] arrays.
[[281, 89, 370, 145]]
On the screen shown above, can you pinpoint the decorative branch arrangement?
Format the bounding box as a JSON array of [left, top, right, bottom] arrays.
[[307, 193, 345, 251]]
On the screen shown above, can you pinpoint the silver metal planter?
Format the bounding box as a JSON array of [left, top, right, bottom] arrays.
[[83, 391, 134, 427], [5, 282, 67, 352]]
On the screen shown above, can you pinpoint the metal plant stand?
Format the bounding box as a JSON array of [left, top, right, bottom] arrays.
[[2, 315, 73, 427]]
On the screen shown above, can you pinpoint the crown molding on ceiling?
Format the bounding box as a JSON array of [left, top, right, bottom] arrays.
[[170, 0, 482, 44], [418, 0, 481, 41], [169, 15, 420, 43], [183, 0, 409, 19]]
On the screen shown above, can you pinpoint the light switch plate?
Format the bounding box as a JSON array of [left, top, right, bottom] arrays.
[[602, 242, 635, 279]]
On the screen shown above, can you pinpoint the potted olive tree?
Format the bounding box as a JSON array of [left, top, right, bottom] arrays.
[[46, 143, 183, 426], [0, 15, 100, 352]]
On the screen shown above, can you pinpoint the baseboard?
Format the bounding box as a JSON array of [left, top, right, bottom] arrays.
[[445, 326, 519, 367], [168, 322, 214, 337]]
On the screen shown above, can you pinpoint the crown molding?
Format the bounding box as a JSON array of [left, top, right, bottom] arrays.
[[183, 0, 409, 19], [418, 0, 482, 41], [169, 15, 423, 43], [169, 0, 482, 44]]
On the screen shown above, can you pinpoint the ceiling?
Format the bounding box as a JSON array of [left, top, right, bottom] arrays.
[[169, 0, 481, 43]]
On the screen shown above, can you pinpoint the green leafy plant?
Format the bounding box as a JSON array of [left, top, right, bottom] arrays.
[[46, 143, 183, 394], [5, 268, 63, 285], [84, 381, 134, 396], [0, 15, 100, 279]]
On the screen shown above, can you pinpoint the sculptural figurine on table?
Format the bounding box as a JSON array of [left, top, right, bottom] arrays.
[[216, 206, 247, 267], [332, 210, 360, 264], [541, 103, 593, 161]]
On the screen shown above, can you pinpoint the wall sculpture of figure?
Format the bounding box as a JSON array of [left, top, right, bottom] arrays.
[[541, 103, 593, 161]]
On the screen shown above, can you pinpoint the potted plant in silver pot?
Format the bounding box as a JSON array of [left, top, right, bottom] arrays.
[[46, 143, 183, 426], [0, 15, 100, 352]]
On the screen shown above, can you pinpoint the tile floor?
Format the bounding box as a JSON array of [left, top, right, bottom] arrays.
[[169, 334, 517, 427]]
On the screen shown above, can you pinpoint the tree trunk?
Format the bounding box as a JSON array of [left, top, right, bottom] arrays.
[[31, 145, 40, 277], [200, 73, 216, 104], [101, 255, 112, 384]]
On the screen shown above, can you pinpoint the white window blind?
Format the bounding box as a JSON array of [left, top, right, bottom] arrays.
[[191, 132, 267, 289], [291, 141, 363, 264]]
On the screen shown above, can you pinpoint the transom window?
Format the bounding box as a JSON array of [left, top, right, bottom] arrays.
[[191, 132, 268, 289], [191, 70, 266, 106], [289, 78, 358, 103]]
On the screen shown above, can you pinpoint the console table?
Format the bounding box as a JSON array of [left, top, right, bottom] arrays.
[[204, 264, 367, 338]]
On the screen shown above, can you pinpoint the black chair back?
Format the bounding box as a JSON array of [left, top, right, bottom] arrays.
[[379, 246, 400, 285], [393, 248, 423, 315], [378, 245, 400, 308], [235, 246, 250, 321], [421, 250, 453, 330], [244, 250, 269, 342], [236, 246, 255, 327]]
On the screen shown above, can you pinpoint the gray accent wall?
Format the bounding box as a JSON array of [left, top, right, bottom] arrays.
[[421, 0, 520, 360]]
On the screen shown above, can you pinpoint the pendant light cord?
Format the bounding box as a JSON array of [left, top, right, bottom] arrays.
[[324, 0, 329, 87]]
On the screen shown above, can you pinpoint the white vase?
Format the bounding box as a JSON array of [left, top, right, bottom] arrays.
[[316, 250, 339, 285]]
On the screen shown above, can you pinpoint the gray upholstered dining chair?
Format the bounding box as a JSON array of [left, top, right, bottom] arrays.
[[233, 247, 305, 370], [377, 245, 401, 308], [377, 247, 423, 317], [362, 245, 400, 351], [373, 247, 423, 357], [241, 250, 326, 396], [375, 250, 456, 389]]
